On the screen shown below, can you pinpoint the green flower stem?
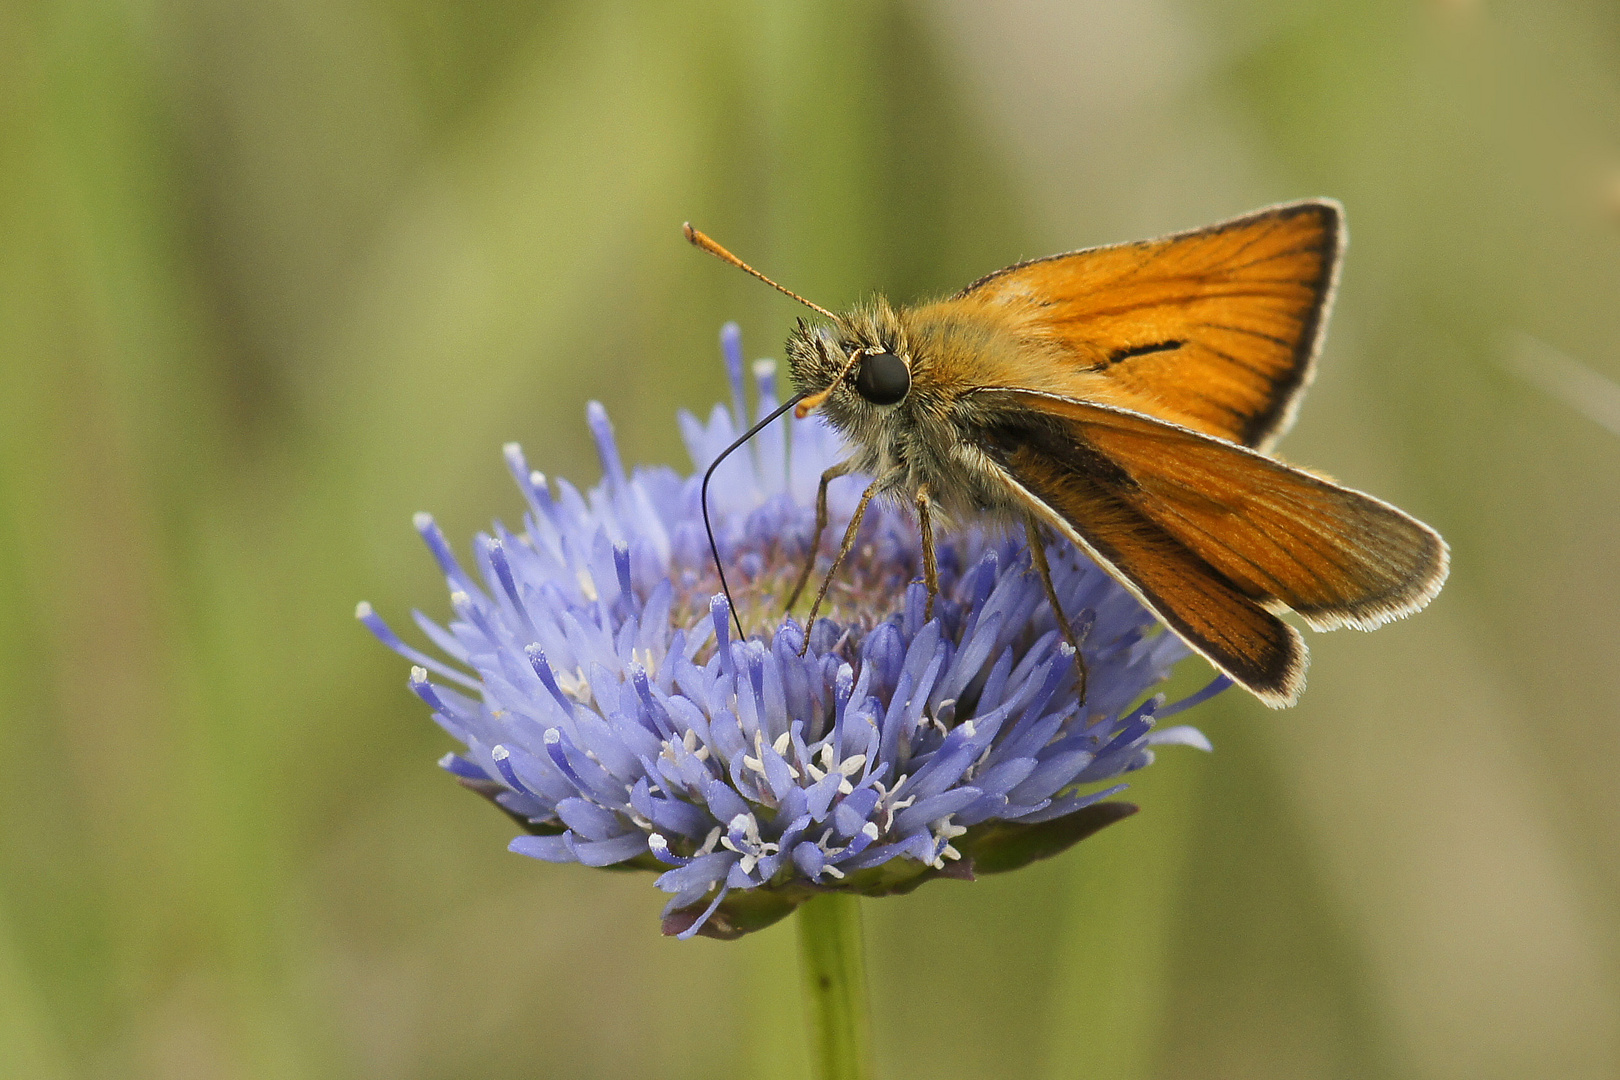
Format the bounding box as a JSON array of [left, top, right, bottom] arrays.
[[796, 893, 875, 1080]]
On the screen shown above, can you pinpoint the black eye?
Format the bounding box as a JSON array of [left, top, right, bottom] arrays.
[[853, 350, 910, 405]]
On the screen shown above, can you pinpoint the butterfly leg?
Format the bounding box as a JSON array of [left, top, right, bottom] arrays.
[[1024, 516, 1089, 704], [916, 484, 939, 622], [785, 458, 856, 612], [799, 469, 898, 655]]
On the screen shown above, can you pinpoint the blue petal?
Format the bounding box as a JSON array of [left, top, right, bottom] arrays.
[[554, 797, 623, 842], [655, 851, 738, 894], [566, 830, 648, 867], [509, 834, 576, 863], [704, 779, 751, 824], [893, 788, 982, 836]]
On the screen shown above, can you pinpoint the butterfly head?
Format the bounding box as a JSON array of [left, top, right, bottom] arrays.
[[785, 302, 917, 428]]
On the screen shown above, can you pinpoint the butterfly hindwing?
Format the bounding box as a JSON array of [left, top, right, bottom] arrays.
[[973, 390, 1448, 706], [995, 441, 1308, 706]]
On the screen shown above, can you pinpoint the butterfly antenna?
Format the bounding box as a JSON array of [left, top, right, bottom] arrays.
[[683, 224, 837, 321], [703, 391, 809, 640]]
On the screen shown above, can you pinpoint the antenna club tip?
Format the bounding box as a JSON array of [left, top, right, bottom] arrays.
[[794, 387, 831, 419], [682, 222, 698, 243]]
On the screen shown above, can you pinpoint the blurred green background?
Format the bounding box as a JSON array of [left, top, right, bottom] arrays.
[[4, 0, 1619, 1077]]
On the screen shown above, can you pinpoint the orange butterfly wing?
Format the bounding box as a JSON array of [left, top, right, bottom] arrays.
[[956, 200, 1341, 450], [973, 391, 1448, 706]]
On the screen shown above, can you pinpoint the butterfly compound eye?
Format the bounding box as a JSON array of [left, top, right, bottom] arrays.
[[853, 350, 910, 405]]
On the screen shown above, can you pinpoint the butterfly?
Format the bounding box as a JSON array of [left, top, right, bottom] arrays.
[[685, 200, 1448, 707]]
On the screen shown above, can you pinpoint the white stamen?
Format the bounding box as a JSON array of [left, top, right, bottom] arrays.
[[575, 566, 598, 602], [554, 667, 593, 704]]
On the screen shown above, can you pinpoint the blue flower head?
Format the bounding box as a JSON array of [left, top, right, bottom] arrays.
[[361, 324, 1223, 939]]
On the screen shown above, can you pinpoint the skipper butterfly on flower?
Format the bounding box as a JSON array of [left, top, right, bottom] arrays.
[[686, 200, 1448, 708]]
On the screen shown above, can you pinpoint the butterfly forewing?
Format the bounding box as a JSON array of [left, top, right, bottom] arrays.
[[1061, 399, 1448, 628], [975, 391, 1448, 705], [956, 200, 1341, 450]]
